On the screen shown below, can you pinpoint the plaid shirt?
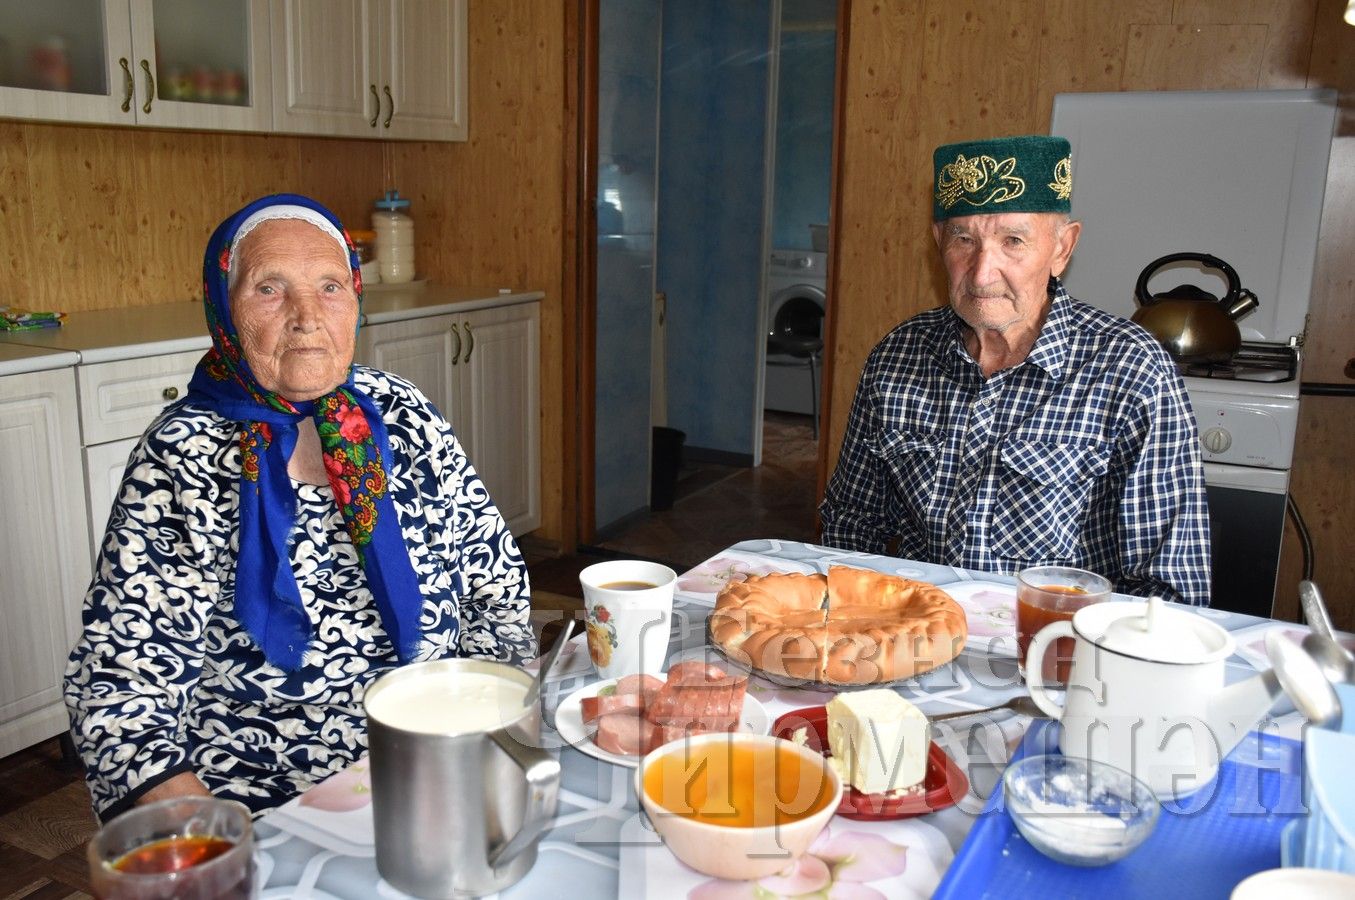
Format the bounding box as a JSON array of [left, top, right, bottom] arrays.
[[820, 278, 1211, 606]]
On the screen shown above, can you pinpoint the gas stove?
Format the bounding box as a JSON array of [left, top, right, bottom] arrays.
[[1177, 342, 1298, 387], [1179, 341, 1303, 477], [1179, 341, 1303, 480]]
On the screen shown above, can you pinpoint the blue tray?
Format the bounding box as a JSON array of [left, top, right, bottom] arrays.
[[934, 721, 1305, 900]]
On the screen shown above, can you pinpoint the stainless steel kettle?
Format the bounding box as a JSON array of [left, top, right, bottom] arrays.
[[1132, 252, 1259, 364]]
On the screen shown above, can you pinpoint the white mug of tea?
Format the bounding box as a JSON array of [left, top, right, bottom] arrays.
[[578, 560, 677, 678]]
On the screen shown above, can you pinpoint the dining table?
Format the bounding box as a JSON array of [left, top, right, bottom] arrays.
[[253, 539, 1313, 898]]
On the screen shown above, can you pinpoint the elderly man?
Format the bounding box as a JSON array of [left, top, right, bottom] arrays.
[[819, 135, 1211, 606]]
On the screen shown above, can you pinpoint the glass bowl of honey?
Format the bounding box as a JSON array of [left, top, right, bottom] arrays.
[[636, 733, 842, 880]]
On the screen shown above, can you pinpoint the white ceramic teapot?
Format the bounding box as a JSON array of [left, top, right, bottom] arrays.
[[1026, 597, 1286, 798]]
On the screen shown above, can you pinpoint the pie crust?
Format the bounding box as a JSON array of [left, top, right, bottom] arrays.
[[710, 566, 968, 684]]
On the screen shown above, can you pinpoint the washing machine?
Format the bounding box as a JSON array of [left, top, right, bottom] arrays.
[[763, 249, 828, 416]]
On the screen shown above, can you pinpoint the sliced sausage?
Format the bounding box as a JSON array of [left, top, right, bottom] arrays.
[[594, 712, 657, 756], [615, 673, 663, 696], [580, 692, 645, 725]]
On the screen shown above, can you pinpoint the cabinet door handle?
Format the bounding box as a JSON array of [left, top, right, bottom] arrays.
[[369, 84, 380, 127], [450, 322, 461, 365], [383, 85, 394, 128], [162, 386, 179, 401], [140, 59, 155, 113], [462, 322, 474, 363], [119, 58, 134, 112]]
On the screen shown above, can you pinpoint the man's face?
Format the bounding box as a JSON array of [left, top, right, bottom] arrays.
[[932, 212, 1081, 335]]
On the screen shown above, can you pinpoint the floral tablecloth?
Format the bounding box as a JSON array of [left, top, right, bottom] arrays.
[[255, 539, 1305, 898]]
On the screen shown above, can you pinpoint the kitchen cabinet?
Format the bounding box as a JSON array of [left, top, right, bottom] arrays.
[[270, 0, 467, 141], [359, 300, 540, 535], [0, 0, 273, 132], [0, 367, 91, 759], [77, 349, 201, 563]]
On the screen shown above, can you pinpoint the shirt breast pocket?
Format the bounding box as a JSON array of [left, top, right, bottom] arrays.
[[991, 439, 1111, 563], [873, 429, 941, 515]]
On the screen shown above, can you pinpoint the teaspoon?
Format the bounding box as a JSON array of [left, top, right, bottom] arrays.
[[524, 618, 576, 708], [929, 694, 1045, 722], [1299, 580, 1355, 685]]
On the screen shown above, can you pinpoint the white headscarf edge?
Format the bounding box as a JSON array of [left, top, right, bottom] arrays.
[[228, 205, 349, 271]]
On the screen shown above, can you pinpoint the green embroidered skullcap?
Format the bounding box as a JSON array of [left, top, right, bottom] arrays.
[[932, 135, 1072, 220]]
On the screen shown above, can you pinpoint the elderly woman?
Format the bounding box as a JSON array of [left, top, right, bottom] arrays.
[[64, 194, 535, 821]]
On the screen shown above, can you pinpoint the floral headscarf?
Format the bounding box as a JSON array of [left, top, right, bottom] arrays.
[[186, 193, 424, 672]]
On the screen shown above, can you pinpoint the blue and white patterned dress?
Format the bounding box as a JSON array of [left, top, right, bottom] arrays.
[[65, 366, 535, 819]]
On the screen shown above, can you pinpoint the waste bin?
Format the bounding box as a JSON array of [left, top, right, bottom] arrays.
[[650, 426, 686, 511]]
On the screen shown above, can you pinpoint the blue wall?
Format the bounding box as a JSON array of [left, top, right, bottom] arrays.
[[594, 0, 661, 530], [771, 9, 837, 250], [657, 0, 772, 458]]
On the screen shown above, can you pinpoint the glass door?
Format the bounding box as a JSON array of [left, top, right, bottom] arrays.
[[0, 0, 132, 124], [130, 0, 271, 130], [593, 0, 662, 532]]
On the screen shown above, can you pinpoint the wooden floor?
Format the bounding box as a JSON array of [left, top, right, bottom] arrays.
[[0, 739, 96, 900], [0, 412, 819, 897]]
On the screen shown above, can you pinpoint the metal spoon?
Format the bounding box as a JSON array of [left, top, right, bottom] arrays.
[[929, 694, 1046, 722], [1300, 580, 1335, 636], [524, 618, 576, 708], [1265, 629, 1342, 727], [1299, 580, 1355, 685]]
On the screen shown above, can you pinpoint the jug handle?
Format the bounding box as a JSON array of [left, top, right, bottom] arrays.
[[1025, 621, 1075, 719], [487, 728, 561, 870]]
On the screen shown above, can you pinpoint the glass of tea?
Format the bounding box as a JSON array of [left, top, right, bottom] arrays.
[[1016, 566, 1112, 684], [87, 796, 256, 899]]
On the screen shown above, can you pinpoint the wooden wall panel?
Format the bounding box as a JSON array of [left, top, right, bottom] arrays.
[[0, 125, 386, 312], [1280, 396, 1355, 622], [1174, 0, 1316, 88], [918, 0, 1044, 137], [1123, 24, 1270, 89], [1302, 140, 1355, 382], [0, 125, 36, 299], [1035, 1, 1174, 116], [23, 126, 138, 312], [127, 131, 227, 302], [827, 0, 1355, 626], [827, 0, 930, 455]]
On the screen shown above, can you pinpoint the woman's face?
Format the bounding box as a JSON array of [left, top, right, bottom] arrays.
[[229, 218, 359, 401]]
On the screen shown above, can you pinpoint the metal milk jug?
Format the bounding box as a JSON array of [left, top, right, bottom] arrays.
[[364, 659, 560, 898]]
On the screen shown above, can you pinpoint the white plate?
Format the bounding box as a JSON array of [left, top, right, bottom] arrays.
[[941, 580, 1019, 657], [555, 678, 770, 768]]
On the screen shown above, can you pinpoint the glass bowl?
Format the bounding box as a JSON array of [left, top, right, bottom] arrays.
[[1003, 754, 1160, 866]]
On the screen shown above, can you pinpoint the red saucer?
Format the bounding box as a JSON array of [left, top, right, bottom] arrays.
[[772, 705, 969, 820]]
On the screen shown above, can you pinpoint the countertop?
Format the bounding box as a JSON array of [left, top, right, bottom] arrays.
[[0, 342, 81, 377], [0, 284, 543, 366]]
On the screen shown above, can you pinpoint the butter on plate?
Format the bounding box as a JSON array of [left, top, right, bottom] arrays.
[[824, 689, 929, 795]]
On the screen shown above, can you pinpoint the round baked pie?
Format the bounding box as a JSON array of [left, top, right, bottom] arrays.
[[710, 566, 968, 685]]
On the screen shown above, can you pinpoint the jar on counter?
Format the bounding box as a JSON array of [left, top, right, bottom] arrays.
[[350, 228, 380, 287], [372, 190, 415, 285]]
